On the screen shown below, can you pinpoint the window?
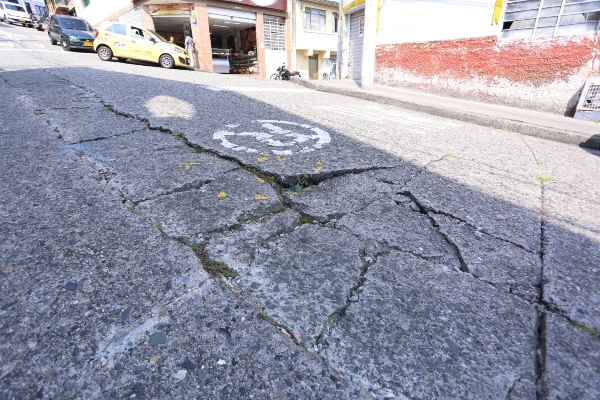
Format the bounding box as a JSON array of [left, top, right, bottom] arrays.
[[502, 0, 600, 38], [5, 3, 25, 12], [35, 5, 48, 15], [305, 7, 326, 31], [59, 17, 93, 31], [106, 23, 128, 36], [333, 12, 339, 32]]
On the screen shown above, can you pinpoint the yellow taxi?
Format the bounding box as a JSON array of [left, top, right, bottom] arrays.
[[94, 23, 190, 69]]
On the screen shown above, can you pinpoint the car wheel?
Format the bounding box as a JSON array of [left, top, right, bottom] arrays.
[[159, 54, 174, 69], [97, 45, 113, 62], [60, 37, 71, 51], [49, 34, 57, 45]]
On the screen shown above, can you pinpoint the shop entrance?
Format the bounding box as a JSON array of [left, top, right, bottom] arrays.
[[207, 7, 257, 75], [151, 15, 191, 48]]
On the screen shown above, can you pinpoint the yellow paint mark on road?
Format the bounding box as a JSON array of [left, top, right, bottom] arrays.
[[206, 162, 213, 165], [256, 177, 265, 183], [313, 166, 322, 171], [236, 177, 242, 181], [179, 162, 201, 170], [257, 156, 268, 163], [217, 192, 228, 198], [150, 355, 160, 365], [4, 266, 15, 272], [302, 187, 312, 191], [255, 194, 268, 200]]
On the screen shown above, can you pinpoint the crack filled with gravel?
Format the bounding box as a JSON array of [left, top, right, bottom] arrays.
[[515, 133, 549, 399], [313, 249, 377, 353]]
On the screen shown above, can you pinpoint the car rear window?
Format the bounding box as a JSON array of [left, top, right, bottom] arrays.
[[59, 18, 93, 31], [6, 4, 26, 12]]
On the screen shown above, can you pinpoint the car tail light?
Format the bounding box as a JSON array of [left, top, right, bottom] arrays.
[[94, 29, 99, 38]]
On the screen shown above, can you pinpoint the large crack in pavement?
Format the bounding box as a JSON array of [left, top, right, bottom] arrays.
[[2, 66, 555, 399]]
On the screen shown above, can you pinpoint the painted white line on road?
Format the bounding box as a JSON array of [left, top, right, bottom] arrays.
[[0, 31, 29, 40], [205, 86, 315, 93], [0, 49, 64, 52]]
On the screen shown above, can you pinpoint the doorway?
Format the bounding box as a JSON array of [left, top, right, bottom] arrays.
[[309, 54, 318, 80], [151, 15, 191, 48]]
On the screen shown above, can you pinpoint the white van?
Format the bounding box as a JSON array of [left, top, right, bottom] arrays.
[[0, 1, 32, 27]]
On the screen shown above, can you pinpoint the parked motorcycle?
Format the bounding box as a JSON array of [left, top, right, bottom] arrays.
[[270, 63, 301, 80]]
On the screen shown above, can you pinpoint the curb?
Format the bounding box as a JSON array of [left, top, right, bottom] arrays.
[[292, 79, 600, 151]]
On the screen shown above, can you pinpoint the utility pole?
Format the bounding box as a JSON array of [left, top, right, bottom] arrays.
[[360, 0, 377, 89]]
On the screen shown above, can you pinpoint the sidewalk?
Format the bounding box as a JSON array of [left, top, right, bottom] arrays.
[[292, 78, 600, 150]]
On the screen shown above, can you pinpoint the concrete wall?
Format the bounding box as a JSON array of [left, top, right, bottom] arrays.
[[377, 0, 500, 45], [376, 34, 600, 114], [265, 49, 287, 77], [372, 0, 600, 114], [75, 0, 132, 27]]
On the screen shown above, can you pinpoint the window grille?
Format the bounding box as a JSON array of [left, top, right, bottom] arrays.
[[264, 15, 285, 50], [579, 84, 600, 111], [502, 0, 600, 38]]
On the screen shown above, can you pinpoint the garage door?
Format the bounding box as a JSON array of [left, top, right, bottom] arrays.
[[348, 10, 364, 81]]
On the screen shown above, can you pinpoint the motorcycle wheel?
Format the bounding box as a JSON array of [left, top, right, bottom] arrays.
[[270, 74, 280, 80]]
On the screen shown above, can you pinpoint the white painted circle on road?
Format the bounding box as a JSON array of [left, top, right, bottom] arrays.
[[213, 120, 331, 155]]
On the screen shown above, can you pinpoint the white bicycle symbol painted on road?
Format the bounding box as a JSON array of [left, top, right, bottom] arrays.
[[213, 120, 331, 156]]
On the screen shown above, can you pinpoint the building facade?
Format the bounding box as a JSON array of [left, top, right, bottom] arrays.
[[340, 0, 600, 115], [289, 0, 339, 79], [73, 0, 290, 79]]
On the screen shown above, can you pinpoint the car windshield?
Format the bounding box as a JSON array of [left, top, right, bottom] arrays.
[[148, 30, 169, 43], [6, 4, 26, 12], [59, 18, 93, 31]]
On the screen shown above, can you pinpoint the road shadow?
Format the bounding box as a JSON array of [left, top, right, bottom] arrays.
[[1, 66, 599, 399]]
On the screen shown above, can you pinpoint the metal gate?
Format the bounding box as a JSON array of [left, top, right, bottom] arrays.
[[348, 10, 364, 81]]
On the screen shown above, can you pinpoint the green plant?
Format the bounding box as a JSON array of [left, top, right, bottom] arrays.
[[153, 220, 163, 230], [301, 215, 314, 224], [188, 243, 238, 278], [128, 206, 140, 216], [573, 321, 598, 335]]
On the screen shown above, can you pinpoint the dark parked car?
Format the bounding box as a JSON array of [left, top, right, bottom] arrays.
[[48, 15, 95, 51]]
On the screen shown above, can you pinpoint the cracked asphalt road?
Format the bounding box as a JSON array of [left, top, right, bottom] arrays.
[[1, 23, 599, 400]]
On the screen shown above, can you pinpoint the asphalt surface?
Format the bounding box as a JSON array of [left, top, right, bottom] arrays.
[[1, 22, 599, 400]]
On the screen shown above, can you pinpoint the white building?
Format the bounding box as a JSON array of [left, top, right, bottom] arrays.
[[290, 0, 339, 79]]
